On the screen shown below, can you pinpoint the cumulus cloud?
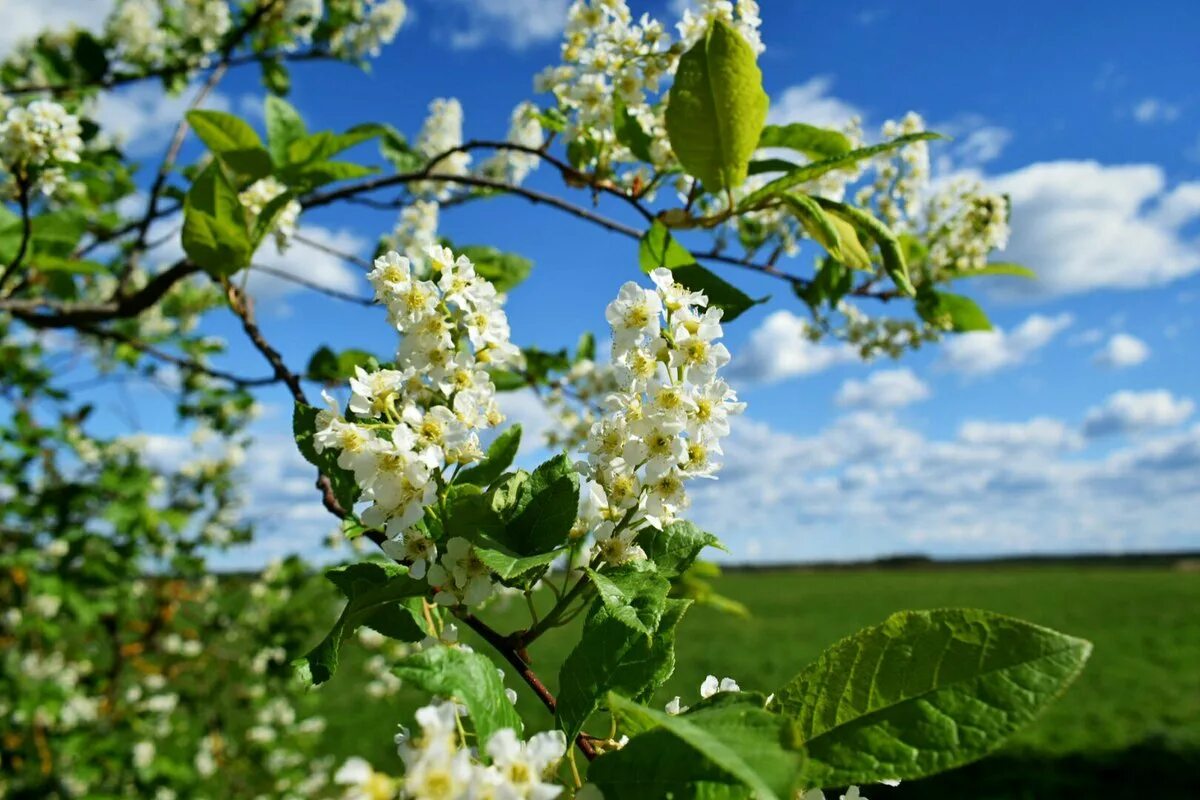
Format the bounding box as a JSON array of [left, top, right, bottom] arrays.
[[958, 418, 1081, 451], [767, 77, 862, 129], [989, 162, 1200, 296], [1083, 390, 1195, 438], [939, 313, 1072, 375], [442, 0, 570, 50], [836, 368, 930, 410], [688, 408, 1200, 561], [0, 0, 112, 61], [245, 227, 366, 307], [729, 310, 857, 384], [1092, 333, 1150, 368]]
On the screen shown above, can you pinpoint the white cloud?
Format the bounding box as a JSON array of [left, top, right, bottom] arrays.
[[0, 0, 112, 61], [939, 313, 1072, 375], [689, 408, 1200, 561], [933, 115, 1012, 172], [245, 227, 366, 307], [1092, 333, 1150, 368], [93, 82, 233, 156], [442, 0, 570, 50], [1131, 98, 1180, 124], [730, 310, 857, 383], [493, 388, 556, 461], [1083, 390, 1194, 437], [958, 418, 1081, 451], [988, 161, 1200, 296], [836, 368, 930, 410], [767, 77, 862, 129]]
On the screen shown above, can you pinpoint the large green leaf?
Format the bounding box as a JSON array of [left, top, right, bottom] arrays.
[[780, 194, 870, 270], [555, 597, 690, 740], [457, 426, 522, 487], [492, 454, 579, 556], [586, 563, 671, 636], [265, 96, 307, 166], [739, 132, 941, 209], [187, 110, 272, 178], [758, 123, 852, 161], [665, 20, 769, 192], [778, 609, 1092, 787], [588, 693, 803, 800], [182, 163, 251, 276], [393, 645, 523, 745], [299, 562, 427, 685]]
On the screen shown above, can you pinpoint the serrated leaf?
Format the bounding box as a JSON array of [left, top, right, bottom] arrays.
[[585, 564, 671, 636], [637, 521, 723, 577], [458, 426, 522, 487], [393, 646, 523, 745], [780, 194, 870, 270], [614, 96, 655, 163], [945, 262, 1037, 281], [589, 693, 802, 800], [779, 609, 1092, 787], [475, 546, 564, 583], [182, 164, 251, 276], [188, 110, 264, 153], [300, 562, 427, 685], [498, 454, 579, 555], [665, 19, 769, 192]]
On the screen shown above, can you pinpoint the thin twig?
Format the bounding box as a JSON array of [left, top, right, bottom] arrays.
[[0, 179, 33, 293]]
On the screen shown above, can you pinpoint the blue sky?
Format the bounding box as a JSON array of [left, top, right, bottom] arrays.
[[10, 0, 1200, 565]]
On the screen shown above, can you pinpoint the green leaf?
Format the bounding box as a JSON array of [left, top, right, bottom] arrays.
[[638, 221, 765, 321], [740, 132, 941, 209], [816, 198, 915, 295], [758, 123, 852, 161], [589, 693, 803, 800], [393, 646, 523, 745], [637, 521, 723, 578], [614, 96, 655, 163], [250, 189, 299, 250], [665, 19, 769, 192], [916, 290, 992, 332], [555, 597, 690, 740], [260, 57, 291, 95], [72, 33, 109, 82], [288, 160, 378, 191], [292, 402, 358, 511], [639, 219, 696, 272], [187, 110, 272, 178], [30, 210, 87, 258], [286, 126, 382, 167], [182, 164, 251, 276], [305, 346, 379, 382], [492, 454, 579, 556], [780, 194, 870, 270], [586, 563, 671, 636], [265, 96, 307, 166], [457, 426, 522, 487], [945, 262, 1037, 281], [574, 331, 596, 363], [748, 157, 802, 175], [458, 245, 533, 294], [474, 546, 564, 583], [299, 561, 427, 685], [779, 609, 1092, 787]]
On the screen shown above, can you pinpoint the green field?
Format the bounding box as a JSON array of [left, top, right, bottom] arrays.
[[318, 565, 1200, 798]]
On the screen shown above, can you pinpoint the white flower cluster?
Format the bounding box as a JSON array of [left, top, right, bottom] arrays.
[[477, 101, 545, 186], [0, 100, 84, 197], [535, 1, 675, 173], [179, 0, 233, 54], [388, 199, 440, 273], [854, 112, 931, 229], [665, 673, 741, 715], [104, 0, 231, 69], [238, 176, 301, 252], [574, 270, 744, 565], [924, 178, 1010, 273], [543, 358, 621, 453], [331, 0, 409, 59], [279, 0, 325, 46], [413, 97, 470, 199], [106, 0, 169, 66], [677, 0, 764, 54], [314, 245, 519, 605], [334, 700, 568, 800]]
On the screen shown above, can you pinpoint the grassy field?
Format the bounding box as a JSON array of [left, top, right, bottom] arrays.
[[318, 565, 1200, 798]]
